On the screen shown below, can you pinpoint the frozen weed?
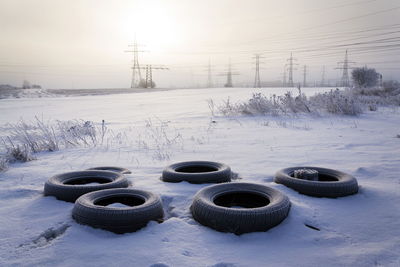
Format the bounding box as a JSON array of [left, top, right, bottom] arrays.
[[214, 86, 400, 117], [0, 156, 8, 171]]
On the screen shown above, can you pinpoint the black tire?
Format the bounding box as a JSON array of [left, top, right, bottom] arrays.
[[86, 166, 132, 174], [44, 170, 129, 202], [274, 167, 358, 197], [161, 161, 231, 184], [190, 183, 291, 234], [72, 188, 164, 233]]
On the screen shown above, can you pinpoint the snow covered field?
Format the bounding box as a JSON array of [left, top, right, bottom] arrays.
[[0, 87, 399, 266]]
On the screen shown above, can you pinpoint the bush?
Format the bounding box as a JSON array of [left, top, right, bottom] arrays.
[[216, 89, 364, 116], [310, 89, 363, 115]]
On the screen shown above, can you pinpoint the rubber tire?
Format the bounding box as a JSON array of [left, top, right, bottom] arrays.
[[161, 161, 231, 184], [190, 183, 291, 234], [72, 188, 164, 233], [274, 166, 358, 197], [86, 166, 132, 174], [44, 170, 129, 202]]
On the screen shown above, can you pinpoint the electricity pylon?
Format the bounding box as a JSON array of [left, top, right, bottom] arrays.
[[138, 65, 168, 88], [253, 54, 264, 88], [125, 36, 146, 88], [219, 59, 239, 87], [282, 64, 287, 86], [286, 52, 298, 87], [336, 50, 355, 87], [206, 59, 213, 88], [320, 65, 326, 86], [303, 65, 307, 87]]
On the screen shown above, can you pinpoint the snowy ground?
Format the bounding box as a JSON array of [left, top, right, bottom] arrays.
[[0, 87, 399, 266]]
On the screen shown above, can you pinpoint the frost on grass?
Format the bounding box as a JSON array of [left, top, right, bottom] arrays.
[[0, 118, 107, 170], [138, 118, 184, 161], [0, 156, 8, 171], [0, 116, 185, 171], [215, 85, 400, 117]]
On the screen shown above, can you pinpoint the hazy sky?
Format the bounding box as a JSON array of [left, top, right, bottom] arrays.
[[1, 0, 399, 88]]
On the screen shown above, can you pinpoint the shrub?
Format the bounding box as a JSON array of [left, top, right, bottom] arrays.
[[310, 89, 363, 115], [216, 89, 364, 116]]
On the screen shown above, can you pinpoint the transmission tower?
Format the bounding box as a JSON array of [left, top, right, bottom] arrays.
[[125, 37, 146, 88], [138, 64, 168, 88], [336, 50, 355, 87], [303, 65, 307, 87], [253, 54, 264, 88], [282, 64, 287, 87], [219, 59, 239, 87], [206, 59, 213, 88], [321, 66, 326, 86], [286, 52, 298, 87]]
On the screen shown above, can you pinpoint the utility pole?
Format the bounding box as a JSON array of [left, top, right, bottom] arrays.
[[303, 65, 307, 87], [125, 36, 147, 88], [286, 52, 298, 87], [253, 53, 264, 88], [336, 50, 355, 87], [321, 65, 326, 87]]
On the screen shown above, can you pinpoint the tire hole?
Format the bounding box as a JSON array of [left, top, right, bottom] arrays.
[[317, 174, 339, 182], [94, 196, 145, 207], [64, 177, 112, 185], [213, 192, 269, 208], [175, 165, 218, 173]]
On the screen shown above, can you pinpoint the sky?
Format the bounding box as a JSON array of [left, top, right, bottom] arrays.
[[0, 0, 399, 89]]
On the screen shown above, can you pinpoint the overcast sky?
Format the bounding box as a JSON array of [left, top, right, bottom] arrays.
[[1, 0, 399, 88]]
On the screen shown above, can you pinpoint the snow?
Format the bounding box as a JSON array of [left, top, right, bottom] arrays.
[[0, 87, 399, 266]]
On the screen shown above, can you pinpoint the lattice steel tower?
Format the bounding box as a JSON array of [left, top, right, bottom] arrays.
[[253, 54, 263, 88], [207, 59, 213, 88], [286, 52, 297, 87], [336, 50, 355, 87], [303, 65, 307, 87], [125, 37, 146, 88]]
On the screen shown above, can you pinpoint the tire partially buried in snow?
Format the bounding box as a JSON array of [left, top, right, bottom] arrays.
[[274, 167, 358, 197], [162, 161, 231, 184], [86, 166, 132, 174], [72, 188, 164, 233], [44, 170, 129, 202], [190, 183, 291, 234]]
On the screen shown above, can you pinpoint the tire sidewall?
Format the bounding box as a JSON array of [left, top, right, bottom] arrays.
[[275, 166, 358, 197], [44, 170, 129, 202]]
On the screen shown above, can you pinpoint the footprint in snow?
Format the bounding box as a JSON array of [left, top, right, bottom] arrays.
[[18, 223, 70, 249]]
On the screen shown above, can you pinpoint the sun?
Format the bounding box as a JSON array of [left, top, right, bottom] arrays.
[[118, 1, 182, 53]]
